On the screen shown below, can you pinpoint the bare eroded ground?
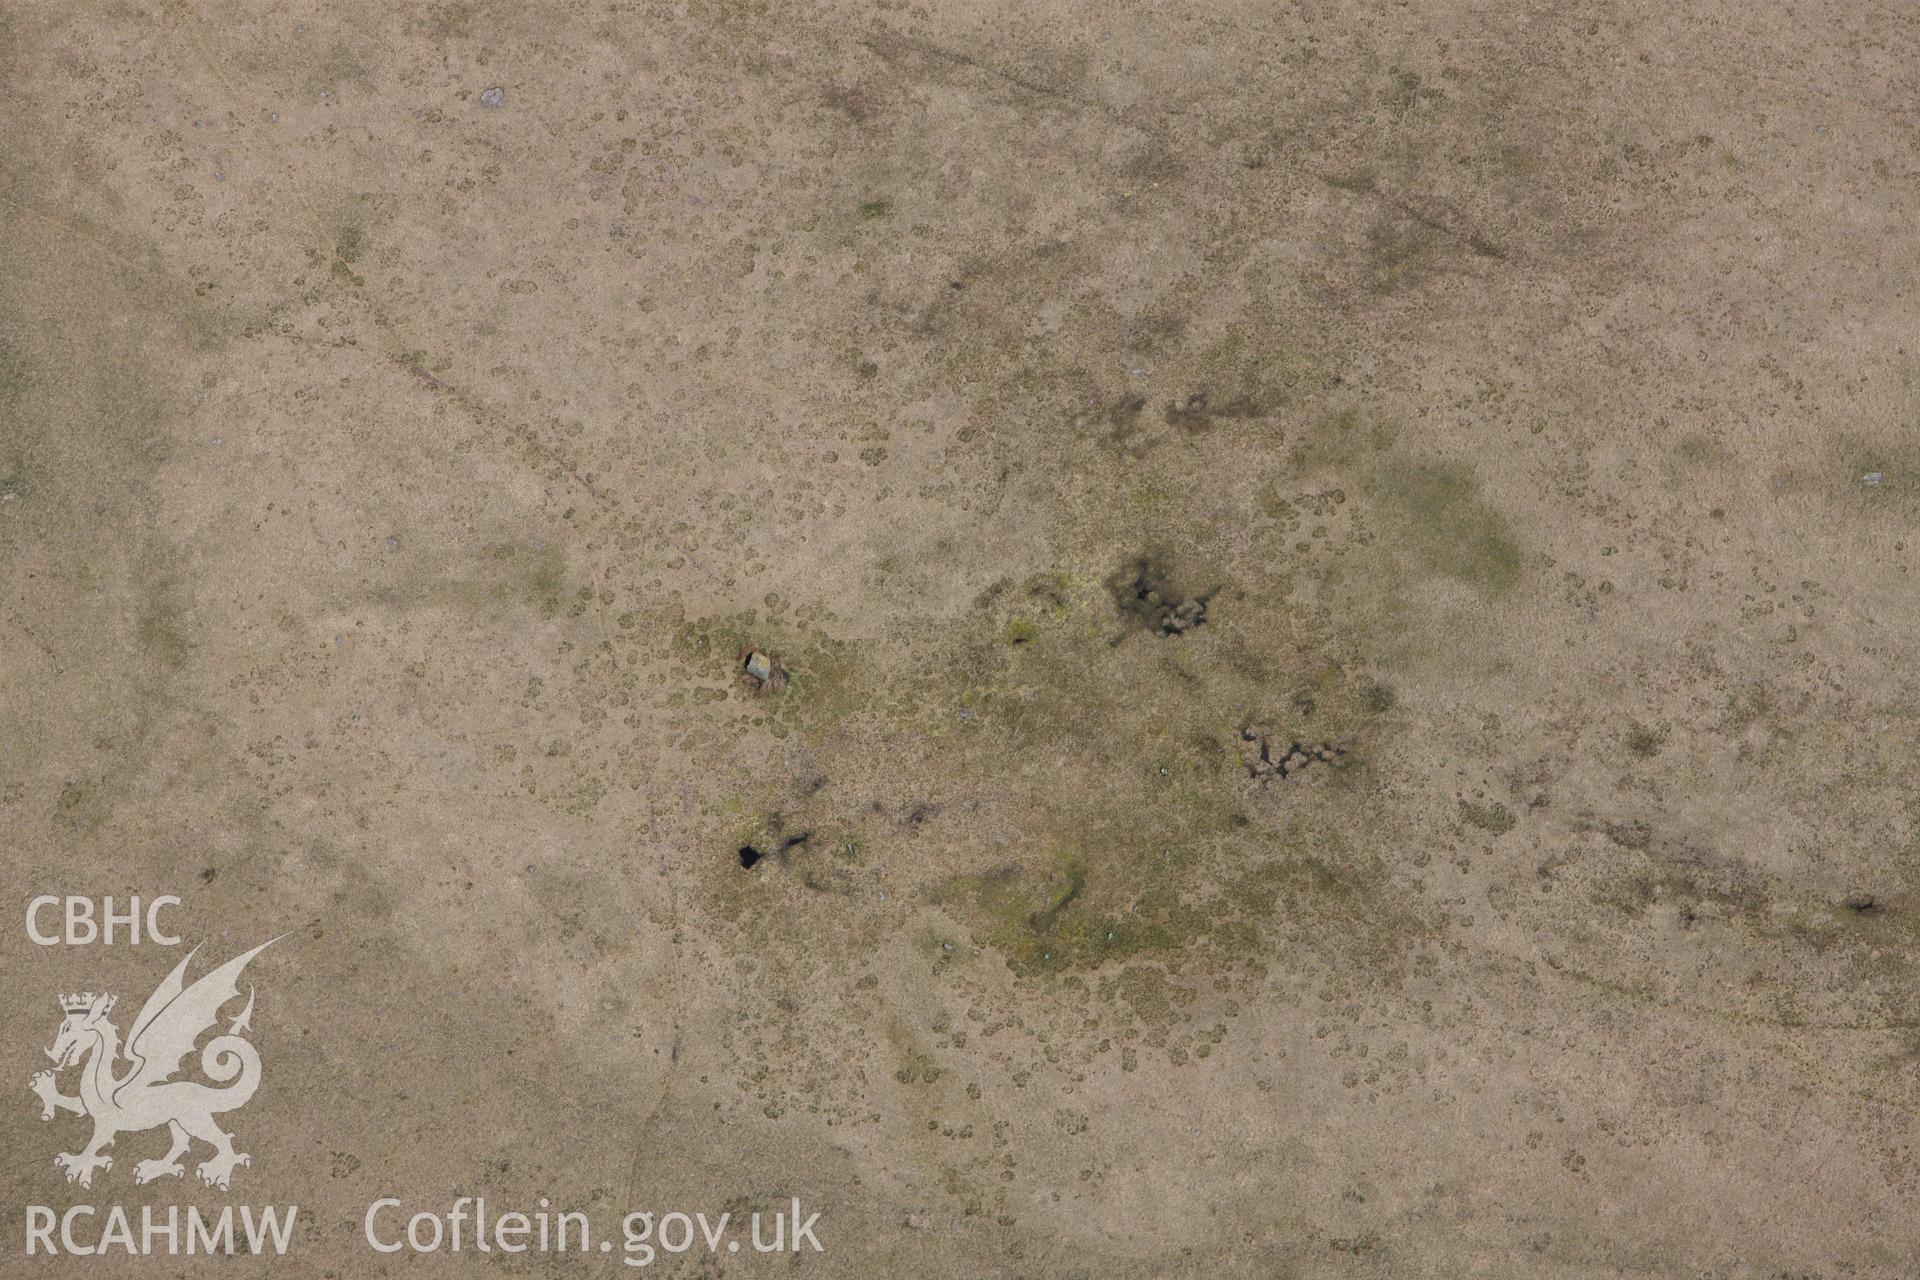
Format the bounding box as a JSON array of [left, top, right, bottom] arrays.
[[4, 1, 1920, 1275]]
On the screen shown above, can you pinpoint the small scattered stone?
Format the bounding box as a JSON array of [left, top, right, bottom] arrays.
[[1239, 727, 1347, 783], [739, 646, 787, 694], [1842, 893, 1880, 913], [1862, 471, 1883, 487], [479, 87, 506, 109], [1160, 597, 1207, 635], [1109, 555, 1213, 637]]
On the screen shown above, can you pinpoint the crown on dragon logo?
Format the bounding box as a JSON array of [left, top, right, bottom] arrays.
[[59, 993, 113, 1014]]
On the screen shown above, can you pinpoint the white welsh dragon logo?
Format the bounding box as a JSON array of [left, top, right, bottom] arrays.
[[28, 940, 277, 1190]]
